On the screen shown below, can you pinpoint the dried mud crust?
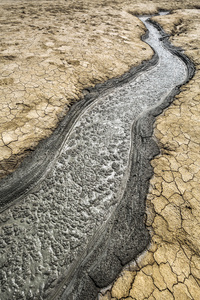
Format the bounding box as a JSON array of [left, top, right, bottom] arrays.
[[0, 0, 200, 178], [0, 2, 200, 300], [99, 9, 200, 300], [0, 12, 190, 300]]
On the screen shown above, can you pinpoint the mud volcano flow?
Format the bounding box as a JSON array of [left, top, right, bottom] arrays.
[[0, 15, 193, 300]]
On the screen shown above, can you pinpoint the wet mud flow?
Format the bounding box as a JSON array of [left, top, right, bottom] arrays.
[[0, 16, 190, 300]]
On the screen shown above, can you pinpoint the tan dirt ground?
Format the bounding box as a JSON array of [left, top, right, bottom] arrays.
[[1, 1, 200, 299], [0, 0, 199, 177], [99, 8, 200, 300]]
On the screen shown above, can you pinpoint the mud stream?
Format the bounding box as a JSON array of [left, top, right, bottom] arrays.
[[0, 16, 188, 300]]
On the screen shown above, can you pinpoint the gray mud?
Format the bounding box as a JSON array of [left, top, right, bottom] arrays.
[[0, 16, 194, 300]]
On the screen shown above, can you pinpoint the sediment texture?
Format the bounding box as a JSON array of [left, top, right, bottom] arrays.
[[0, 17, 188, 300], [1, 1, 200, 300], [99, 9, 200, 300]]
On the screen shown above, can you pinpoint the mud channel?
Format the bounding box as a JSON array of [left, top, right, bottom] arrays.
[[0, 15, 192, 300]]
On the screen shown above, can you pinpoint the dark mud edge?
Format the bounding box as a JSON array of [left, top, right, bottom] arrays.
[[0, 19, 195, 300]]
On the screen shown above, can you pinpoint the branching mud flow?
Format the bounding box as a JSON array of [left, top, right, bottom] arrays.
[[0, 14, 192, 300]]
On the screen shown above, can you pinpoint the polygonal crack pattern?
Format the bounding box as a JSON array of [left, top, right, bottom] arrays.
[[0, 17, 188, 300]]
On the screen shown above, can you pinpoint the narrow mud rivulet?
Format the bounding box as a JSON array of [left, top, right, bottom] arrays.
[[0, 14, 193, 300]]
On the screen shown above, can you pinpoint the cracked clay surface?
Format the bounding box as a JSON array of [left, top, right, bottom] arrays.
[[0, 15, 188, 300], [99, 8, 200, 300], [1, 1, 200, 300]]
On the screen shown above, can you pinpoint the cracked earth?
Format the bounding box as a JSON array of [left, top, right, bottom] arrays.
[[0, 0, 200, 300], [99, 8, 200, 300], [0, 15, 189, 299]]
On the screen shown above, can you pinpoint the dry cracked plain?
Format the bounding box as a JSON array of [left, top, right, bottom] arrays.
[[0, 0, 200, 300], [0, 16, 188, 299]]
